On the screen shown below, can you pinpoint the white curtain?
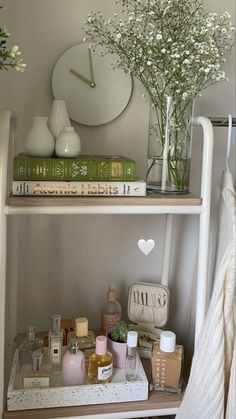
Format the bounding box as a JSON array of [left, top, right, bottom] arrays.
[[176, 170, 236, 419]]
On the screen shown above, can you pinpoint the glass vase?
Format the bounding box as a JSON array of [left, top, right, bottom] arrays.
[[146, 96, 194, 194]]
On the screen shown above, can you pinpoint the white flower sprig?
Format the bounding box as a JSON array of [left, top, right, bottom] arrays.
[[84, 0, 235, 107], [0, 15, 26, 72]]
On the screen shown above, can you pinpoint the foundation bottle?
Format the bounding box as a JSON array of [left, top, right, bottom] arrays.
[[151, 331, 183, 393], [88, 335, 113, 384]]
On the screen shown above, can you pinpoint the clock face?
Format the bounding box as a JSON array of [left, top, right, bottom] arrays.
[[52, 43, 133, 126]]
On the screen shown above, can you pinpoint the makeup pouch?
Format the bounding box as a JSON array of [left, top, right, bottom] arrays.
[[127, 281, 170, 353]]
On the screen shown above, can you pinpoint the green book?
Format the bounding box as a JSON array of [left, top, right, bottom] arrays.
[[13, 154, 137, 181]]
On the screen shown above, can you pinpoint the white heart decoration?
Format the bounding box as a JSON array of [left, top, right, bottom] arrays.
[[138, 239, 155, 256]]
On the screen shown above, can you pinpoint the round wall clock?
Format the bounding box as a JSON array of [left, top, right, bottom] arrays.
[[52, 43, 133, 126]]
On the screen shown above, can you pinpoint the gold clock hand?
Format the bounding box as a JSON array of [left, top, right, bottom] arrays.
[[88, 46, 96, 87], [70, 68, 95, 87]]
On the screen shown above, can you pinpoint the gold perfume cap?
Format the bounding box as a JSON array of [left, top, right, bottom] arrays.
[[75, 317, 88, 337]]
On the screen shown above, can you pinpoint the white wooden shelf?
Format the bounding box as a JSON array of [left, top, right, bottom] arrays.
[[0, 111, 214, 418], [5, 193, 202, 215]]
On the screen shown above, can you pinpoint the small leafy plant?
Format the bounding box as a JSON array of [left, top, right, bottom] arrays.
[[110, 321, 129, 343]]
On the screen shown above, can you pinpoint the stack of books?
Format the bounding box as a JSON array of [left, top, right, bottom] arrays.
[[12, 154, 146, 197]]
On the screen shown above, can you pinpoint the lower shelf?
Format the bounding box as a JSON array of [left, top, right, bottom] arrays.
[[4, 390, 183, 418]]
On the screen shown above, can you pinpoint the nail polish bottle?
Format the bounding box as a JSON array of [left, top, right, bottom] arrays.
[[151, 331, 184, 393], [125, 331, 138, 381], [62, 338, 85, 385], [88, 335, 113, 384]]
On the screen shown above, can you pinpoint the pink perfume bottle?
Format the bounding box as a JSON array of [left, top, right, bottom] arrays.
[[62, 338, 85, 385]]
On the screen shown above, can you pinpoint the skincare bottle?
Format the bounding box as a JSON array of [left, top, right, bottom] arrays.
[[151, 331, 184, 393], [101, 285, 122, 333], [125, 331, 138, 381], [18, 326, 43, 365], [88, 335, 113, 384], [62, 338, 85, 385], [48, 314, 63, 365], [22, 351, 52, 388]]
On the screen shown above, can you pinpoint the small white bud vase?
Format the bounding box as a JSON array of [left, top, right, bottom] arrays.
[[48, 99, 71, 138], [55, 126, 81, 158], [25, 117, 55, 157]]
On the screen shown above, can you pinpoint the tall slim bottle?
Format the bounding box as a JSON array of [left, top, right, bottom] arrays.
[[125, 331, 138, 381], [101, 285, 122, 333], [48, 314, 63, 365]]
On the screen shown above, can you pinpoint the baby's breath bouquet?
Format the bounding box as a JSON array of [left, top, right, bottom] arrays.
[[85, 0, 235, 192], [0, 6, 26, 72]]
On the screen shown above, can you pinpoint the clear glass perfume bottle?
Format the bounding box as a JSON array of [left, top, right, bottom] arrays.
[[48, 314, 63, 365], [125, 331, 138, 381], [88, 335, 113, 384], [62, 338, 85, 385], [151, 331, 184, 393], [101, 284, 122, 333], [22, 351, 52, 388], [18, 326, 43, 366]]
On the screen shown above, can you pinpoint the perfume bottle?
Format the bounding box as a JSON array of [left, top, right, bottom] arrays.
[[22, 351, 52, 388], [18, 326, 43, 365], [48, 314, 63, 365], [151, 331, 184, 393], [75, 317, 95, 367], [125, 331, 138, 381], [101, 285, 122, 333], [62, 338, 85, 385], [88, 335, 113, 384]]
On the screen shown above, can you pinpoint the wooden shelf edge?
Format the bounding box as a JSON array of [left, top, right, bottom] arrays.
[[6, 193, 202, 207], [3, 391, 183, 418]]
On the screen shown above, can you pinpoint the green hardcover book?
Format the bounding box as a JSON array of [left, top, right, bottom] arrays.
[[13, 154, 137, 181]]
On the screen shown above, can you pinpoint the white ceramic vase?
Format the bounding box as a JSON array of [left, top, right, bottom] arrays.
[[48, 99, 71, 138], [25, 116, 55, 157], [55, 126, 81, 158]]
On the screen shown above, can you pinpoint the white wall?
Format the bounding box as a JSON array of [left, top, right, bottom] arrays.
[[1, 0, 235, 378]]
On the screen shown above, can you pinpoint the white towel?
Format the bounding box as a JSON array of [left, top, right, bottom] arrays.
[[176, 170, 236, 419]]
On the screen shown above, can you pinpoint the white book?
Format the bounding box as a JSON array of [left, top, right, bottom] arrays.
[[12, 180, 146, 197]]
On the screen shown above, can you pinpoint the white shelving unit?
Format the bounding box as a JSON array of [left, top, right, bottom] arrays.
[[0, 110, 214, 418]]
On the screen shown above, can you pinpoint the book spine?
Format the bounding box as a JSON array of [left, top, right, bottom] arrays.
[[13, 157, 136, 181], [12, 181, 146, 197]]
